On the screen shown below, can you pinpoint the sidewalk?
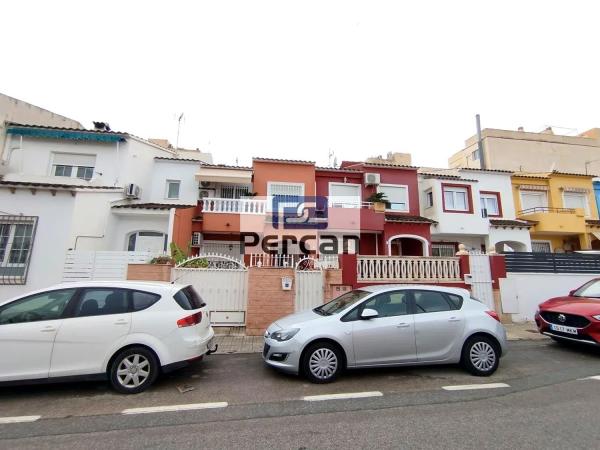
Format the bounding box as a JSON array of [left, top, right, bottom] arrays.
[[213, 322, 546, 355]]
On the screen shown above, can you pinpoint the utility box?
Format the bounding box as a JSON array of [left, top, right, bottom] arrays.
[[281, 276, 293, 290]]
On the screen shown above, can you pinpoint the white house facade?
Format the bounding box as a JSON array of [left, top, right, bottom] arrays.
[[418, 168, 532, 256], [0, 123, 210, 297]]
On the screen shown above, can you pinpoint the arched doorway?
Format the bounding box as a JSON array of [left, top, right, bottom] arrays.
[[387, 234, 429, 256]]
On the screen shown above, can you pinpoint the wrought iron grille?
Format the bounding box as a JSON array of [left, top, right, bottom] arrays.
[[0, 215, 38, 285]]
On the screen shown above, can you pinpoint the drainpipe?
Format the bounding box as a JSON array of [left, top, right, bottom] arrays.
[[476, 114, 486, 170], [115, 140, 120, 186]]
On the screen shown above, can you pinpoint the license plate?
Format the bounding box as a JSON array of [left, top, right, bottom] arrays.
[[550, 324, 578, 335]]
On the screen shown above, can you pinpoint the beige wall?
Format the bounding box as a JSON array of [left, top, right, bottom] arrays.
[[449, 128, 600, 174]]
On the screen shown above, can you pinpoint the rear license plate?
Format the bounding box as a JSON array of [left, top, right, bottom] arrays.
[[550, 324, 578, 335]]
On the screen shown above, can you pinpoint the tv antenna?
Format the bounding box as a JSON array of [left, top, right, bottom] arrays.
[[176, 113, 184, 149]]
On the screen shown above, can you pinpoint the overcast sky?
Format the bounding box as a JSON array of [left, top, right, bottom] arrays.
[[1, 1, 598, 167]]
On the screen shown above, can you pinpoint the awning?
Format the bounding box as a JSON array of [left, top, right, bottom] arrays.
[[196, 167, 252, 184], [591, 231, 600, 241], [7, 126, 126, 143]]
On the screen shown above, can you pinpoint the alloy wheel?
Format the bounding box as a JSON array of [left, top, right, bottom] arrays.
[[116, 353, 151, 388], [469, 341, 496, 372], [309, 348, 338, 380]]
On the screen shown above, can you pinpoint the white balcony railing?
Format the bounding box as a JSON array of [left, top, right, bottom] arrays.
[[357, 256, 462, 282], [202, 198, 267, 214], [248, 253, 340, 269]]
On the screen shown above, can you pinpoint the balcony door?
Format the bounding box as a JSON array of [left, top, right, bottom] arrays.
[[520, 191, 547, 212]]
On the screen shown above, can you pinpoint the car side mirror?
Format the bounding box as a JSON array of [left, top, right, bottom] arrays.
[[568, 289, 576, 297], [360, 308, 379, 320]]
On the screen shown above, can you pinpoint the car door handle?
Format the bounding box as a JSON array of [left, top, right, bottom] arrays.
[[396, 322, 411, 328], [40, 326, 57, 332], [114, 320, 129, 325], [448, 317, 461, 322]]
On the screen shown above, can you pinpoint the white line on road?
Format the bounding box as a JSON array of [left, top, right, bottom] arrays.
[[122, 402, 228, 415], [303, 391, 383, 402], [579, 375, 600, 381], [0, 415, 41, 425], [442, 383, 510, 391]]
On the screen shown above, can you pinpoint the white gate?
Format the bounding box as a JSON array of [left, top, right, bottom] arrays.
[[294, 257, 324, 312], [171, 253, 248, 326], [468, 252, 495, 310], [63, 251, 155, 282]]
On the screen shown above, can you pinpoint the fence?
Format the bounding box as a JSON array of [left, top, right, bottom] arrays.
[[63, 251, 156, 282], [357, 256, 462, 282], [248, 253, 339, 269], [201, 198, 266, 214], [504, 252, 600, 274]]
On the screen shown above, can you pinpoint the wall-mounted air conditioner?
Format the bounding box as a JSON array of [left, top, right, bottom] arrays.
[[364, 173, 381, 186], [124, 183, 141, 199]]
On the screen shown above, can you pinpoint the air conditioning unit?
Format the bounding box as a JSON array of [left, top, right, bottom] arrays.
[[124, 183, 141, 199], [364, 173, 381, 186], [199, 189, 214, 199]]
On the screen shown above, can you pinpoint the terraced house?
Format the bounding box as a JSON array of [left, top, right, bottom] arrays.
[[512, 171, 600, 252]]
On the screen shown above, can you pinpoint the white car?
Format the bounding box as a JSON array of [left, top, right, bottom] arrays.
[[264, 285, 508, 383], [0, 281, 216, 393]]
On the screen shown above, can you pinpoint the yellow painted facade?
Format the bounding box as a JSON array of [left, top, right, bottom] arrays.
[[511, 172, 600, 252]]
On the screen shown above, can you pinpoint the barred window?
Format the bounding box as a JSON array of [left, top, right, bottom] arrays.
[[0, 216, 38, 285]]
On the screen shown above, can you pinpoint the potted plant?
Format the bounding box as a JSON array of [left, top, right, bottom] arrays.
[[366, 192, 389, 212]]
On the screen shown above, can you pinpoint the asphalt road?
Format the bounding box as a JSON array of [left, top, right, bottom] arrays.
[[1, 339, 600, 449]]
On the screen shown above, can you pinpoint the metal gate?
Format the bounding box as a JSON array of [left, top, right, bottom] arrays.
[[294, 257, 324, 312], [468, 252, 495, 310], [171, 253, 248, 326]]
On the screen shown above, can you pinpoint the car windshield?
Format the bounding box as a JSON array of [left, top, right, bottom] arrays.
[[314, 290, 371, 316], [572, 279, 600, 299]]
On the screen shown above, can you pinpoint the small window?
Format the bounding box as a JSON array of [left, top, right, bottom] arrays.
[[173, 286, 206, 310], [432, 243, 456, 257], [343, 290, 410, 321], [0, 219, 37, 285], [446, 293, 464, 310], [166, 180, 181, 199], [54, 165, 73, 177], [0, 289, 76, 324], [443, 186, 470, 212], [413, 290, 453, 313], [329, 183, 361, 208], [532, 241, 552, 253], [267, 182, 305, 212], [378, 184, 409, 212], [480, 193, 500, 217], [425, 190, 433, 208], [75, 289, 129, 317], [471, 149, 480, 161], [51, 153, 96, 180], [132, 291, 161, 311], [563, 192, 589, 216]]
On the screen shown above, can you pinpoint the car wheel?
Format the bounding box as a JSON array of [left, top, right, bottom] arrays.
[[461, 336, 500, 376], [302, 342, 342, 384], [109, 347, 159, 394]]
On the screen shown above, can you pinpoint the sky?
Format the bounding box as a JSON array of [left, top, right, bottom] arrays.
[[1, 1, 599, 168]]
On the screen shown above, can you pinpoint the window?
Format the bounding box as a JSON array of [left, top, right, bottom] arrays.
[[413, 290, 453, 313], [75, 289, 129, 317], [0, 217, 37, 285], [432, 243, 456, 257], [127, 231, 167, 252], [341, 290, 410, 321], [51, 153, 96, 181], [0, 289, 76, 325], [471, 149, 480, 161], [520, 191, 547, 211], [446, 293, 464, 309], [425, 189, 433, 208], [166, 180, 181, 199], [132, 291, 161, 311], [220, 185, 250, 199], [174, 286, 206, 310], [267, 182, 305, 212], [328, 183, 361, 208], [480, 192, 501, 217], [532, 241, 552, 253], [442, 185, 471, 212], [378, 184, 409, 212], [563, 192, 589, 216], [317, 290, 371, 318]]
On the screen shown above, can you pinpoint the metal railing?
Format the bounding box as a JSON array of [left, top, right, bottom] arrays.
[[248, 253, 339, 269], [518, 207, 575, 215], [201, 198, 267, 214], [357, 256, 462, 282]]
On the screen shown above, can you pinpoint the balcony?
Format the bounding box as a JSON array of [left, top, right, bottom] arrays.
[[326, 202, 385, 232], [517, 207, 586, 234], [202, 198, 266, 214], [201, 198, 267, 233]]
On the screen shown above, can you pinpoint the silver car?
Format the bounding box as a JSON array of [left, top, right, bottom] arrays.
[[263, 285, 507, 383]]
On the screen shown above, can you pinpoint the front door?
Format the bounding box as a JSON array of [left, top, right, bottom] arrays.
[[350, 290, 416, 366], [50, 288, 132, 377], [411, 290, 465, 362], [0, 288, 75, 381]]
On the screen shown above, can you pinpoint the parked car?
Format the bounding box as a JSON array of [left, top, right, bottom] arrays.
[[263, 285, 507, 383], [0, 281, 216, 393], [535, 278, 600, 346]]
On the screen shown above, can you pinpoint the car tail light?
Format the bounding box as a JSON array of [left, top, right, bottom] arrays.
[[486, 311, 501, 322], [177, 312, 202, 328]]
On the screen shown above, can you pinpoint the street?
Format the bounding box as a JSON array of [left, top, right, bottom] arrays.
[[1, 339, 600, 449]]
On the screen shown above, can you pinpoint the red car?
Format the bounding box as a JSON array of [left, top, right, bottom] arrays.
[[535, 278, 600, 346]]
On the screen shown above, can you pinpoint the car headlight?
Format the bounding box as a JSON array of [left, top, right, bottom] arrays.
[[270, 328, 300, 342], [592, 315, 600, 321]]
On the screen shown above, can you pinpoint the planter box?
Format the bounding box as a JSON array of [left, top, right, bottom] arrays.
[[127, 264, 173, 282]]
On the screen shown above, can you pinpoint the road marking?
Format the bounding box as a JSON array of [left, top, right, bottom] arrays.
[[579, 375, 600, 381], [0, 415, 41, 424], [442, 383, 510, 391], [122, 402, 228, 415], [303, 391, 383, 401]]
